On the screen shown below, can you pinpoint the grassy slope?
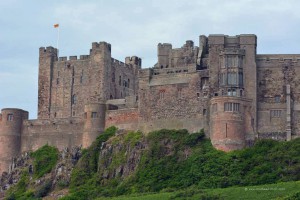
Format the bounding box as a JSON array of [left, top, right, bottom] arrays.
[[64, 128, 300, 199], [96, 181, 300, 200]]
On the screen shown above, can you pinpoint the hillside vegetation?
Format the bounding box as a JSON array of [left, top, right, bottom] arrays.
[[3, 127, 300, 200], [62, 128, 300, 199]]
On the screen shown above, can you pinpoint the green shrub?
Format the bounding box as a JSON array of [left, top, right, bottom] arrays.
[[34, 180, 52, 198], [31, 144, 59, 178]]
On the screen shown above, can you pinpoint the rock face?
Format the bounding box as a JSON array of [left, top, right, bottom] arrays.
[[97, 131, 146, 180], [0, 146, 82, 199]]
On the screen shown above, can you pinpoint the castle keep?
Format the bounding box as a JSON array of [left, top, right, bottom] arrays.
[[0, 34, 299, 173]]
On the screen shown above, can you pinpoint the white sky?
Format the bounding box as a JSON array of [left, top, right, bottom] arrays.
[[1, 0, 300, 119]]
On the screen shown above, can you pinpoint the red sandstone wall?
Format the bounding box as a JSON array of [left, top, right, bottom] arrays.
[[105, 108, 138, 130]]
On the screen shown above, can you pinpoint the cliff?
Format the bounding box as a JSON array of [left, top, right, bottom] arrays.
[[1, 127, 300, 199]]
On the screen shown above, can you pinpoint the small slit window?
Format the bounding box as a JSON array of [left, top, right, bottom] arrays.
[[7, 114, 14, 121], [72, 95, 77, 105]]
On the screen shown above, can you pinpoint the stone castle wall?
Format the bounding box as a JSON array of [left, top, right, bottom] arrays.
[[2, 34, 300, 173]]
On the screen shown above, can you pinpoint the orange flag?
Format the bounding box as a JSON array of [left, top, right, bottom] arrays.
[[54, 24, 59, 28]]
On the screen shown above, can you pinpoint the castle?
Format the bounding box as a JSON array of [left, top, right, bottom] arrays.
[[0, 34, 299, 173]]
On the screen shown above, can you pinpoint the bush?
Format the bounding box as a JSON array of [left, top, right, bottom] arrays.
[[31, 145, 59, 178], [34, 180, 52, 198]]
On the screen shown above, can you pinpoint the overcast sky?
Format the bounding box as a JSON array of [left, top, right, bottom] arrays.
[[1, 0, 300, 119]]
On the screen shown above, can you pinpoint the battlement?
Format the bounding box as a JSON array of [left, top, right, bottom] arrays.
[[39, 46, 58, 55], [58, 55, 90, 62], [111, 58, 127, 67], [125, 56, 142, 67], [208, 34, 257, 46], [91, 41, 111, 52], [256, 54, 300, 66]]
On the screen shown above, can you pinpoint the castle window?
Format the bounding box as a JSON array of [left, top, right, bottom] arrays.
[[224, 103, 240, 112], [91, 112, 97, 118], [232, 89, 237, 96], [225, 55, 238, 68], [72, 111, 76, 116], [7, 114, 13, 121], [227, 89, 232, 96], [72, 94, 77, 105], [238, 72, 243, 86], [227, 73, 237, 85], [56, 78, 59, 85], [112, 73, 115, 82], [159, 90, 165, 100], [275, 95, 281, 103], [203, 109, 207, 115], [54, 112, 57, 118], [178, 88, 183, 98], [80, 70, 84, 84], [201, 77, 209, 89], [271, 110, 282, 118]]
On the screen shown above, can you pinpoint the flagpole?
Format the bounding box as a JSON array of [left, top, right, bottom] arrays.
[[56, 25, 60, 57]]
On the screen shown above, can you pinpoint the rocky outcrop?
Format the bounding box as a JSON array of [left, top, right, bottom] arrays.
[[98, 132, 146, 180], [0, 146, 82, 199]]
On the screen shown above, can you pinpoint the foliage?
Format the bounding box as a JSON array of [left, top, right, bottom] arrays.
[[31, 144, 59, 178], [34, 180, 52, 198], [60, 129, 300, 199], [63, 126, 118, 200], [95, 180, 300, 200], [5, 172, 39, 200]]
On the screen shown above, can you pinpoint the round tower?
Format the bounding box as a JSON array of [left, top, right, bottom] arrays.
[[82, 103, 106, 148], [210, 97, 251, 151], [0, 108, 28, 173]]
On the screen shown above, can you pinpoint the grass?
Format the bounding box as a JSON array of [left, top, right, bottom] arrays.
[[95, 181, 300, 200], [31, 144, 59, 178]]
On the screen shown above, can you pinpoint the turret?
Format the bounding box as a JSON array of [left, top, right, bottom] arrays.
[[0, 108, 28, 173], [208, 34, 257, 151], [82, 103, 106, 148], [90, 42, 112, 101], [157, 43, 172, 69], [38, 46, 58, 119]]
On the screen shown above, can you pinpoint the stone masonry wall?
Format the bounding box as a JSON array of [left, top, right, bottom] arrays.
[[257, 55, 300, 138]]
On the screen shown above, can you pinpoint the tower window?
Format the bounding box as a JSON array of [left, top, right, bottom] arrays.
[[7, 114, 14, 121], [224, 102, 240, 112], [271, 110, 282, 118], [91, 112, 97, 118], [275, 95, 281, 103], [72, 94, 77, 105], [159, 90, 165, 100]]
